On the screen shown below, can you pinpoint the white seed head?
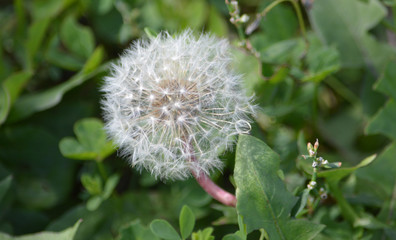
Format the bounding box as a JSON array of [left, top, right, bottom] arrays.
[[101, 30, 255, 180]]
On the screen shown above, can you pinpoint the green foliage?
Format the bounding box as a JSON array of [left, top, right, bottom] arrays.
[[7, 47, 106, 122], [179, 205, 195, 239], [1, 0, 396, 239], [150, 220, 181, 240], [0, 175, 12, 203], [0, 220, 81, 240], [235, 135, 324, 239], [310, 0, 393, 69], [59, 118, 115, 161], [117, 220, 159, 240]]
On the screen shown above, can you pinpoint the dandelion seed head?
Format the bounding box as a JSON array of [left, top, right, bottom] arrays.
[[101, 30, 255, 180]]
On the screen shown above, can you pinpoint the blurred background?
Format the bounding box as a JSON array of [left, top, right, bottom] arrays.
[[1, 0, 396, 239]]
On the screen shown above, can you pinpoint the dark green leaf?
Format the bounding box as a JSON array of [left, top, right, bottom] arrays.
[[374, 62, 396, 100], [356, 143, 396, 198], [0, 175, 12, 203], [60, 15, 95, 59], [259, 39, 301, 64], [259, 3, 298, 41], [0, 126, 74, 209], [231, 48, 262, 96], [235, 135, 324, 239], [25, 18, 51, 69], [207, 6, 228, 37], [366, 100, 396, 141], [117, 220, 159, 240], [150, 219, 181, 240], [310, 0, 393, 69], [0, 71, 32, 125], [302, 35, 340, 82], [31, 0, 75, 20], [7, 51, 107, 122]]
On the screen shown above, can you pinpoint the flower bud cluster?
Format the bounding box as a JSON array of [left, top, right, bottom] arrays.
[[101, 30, 255, 180], [226, 0, 250, 24]]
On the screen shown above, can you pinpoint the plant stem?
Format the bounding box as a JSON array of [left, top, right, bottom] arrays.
[[185, 140, 237, 207], [192, 170, 237, 207]]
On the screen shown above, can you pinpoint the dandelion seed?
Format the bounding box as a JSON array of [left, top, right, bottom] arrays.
[[101, 30, 255, 181]]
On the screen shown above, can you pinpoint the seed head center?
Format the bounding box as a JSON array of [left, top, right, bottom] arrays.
[[150, 79, 199, 123]]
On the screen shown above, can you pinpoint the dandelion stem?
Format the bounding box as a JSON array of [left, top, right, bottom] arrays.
[[192, 170, 237, 207], [185, 140, 237, 207]]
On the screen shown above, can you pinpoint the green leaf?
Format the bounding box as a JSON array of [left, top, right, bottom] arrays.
[[310, 0, 393, 69], [258, 3, 298, 41], [0, 175, 12, 203], [366, 100, 396, 141], [25, 18, 51, 69], [235, 135, 324, 239], [282, 220, 326, 240], [117, 220, 160, 240], [356, 143, 396, 198], [222, 234, 243, 240], [150, 219, 181, 240], [317, 154, 377, 182], [59, 137, 98, 160], [0, 126, 74, 209], [144, 27, 158, 39], [302, 35, 340, 82], [179, 205, 195, 239], [60, 15, 95, 59], [96, 0, 114, 14], [191, 227, 214, 240], [81, 174, 103, 195], [31, 0, 76, 20], [82, 46, 105, 74], [231, 48, 262, 96], [86, 195, 103, 211], [259, 39, 300, 64], [207, 6, 228, 37], [7, 50, 107, 122], [59, 118, 115, 161], [0, 71, 32, 125], [0, 219, 81, 240], [102, 174, 120, 198], [212, 204, 238, 225], [374, 61, 396, 100], [235, 135, 296, 233]]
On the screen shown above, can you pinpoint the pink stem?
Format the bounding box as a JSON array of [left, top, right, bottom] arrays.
[[184, 137, 237, 207], [192, 170, 237, 207]]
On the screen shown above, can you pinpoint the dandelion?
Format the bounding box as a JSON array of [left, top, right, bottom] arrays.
[[101, 30, 255, 206]]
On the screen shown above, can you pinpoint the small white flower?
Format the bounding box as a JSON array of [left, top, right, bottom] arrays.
[[101, 30, 255, 180]]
